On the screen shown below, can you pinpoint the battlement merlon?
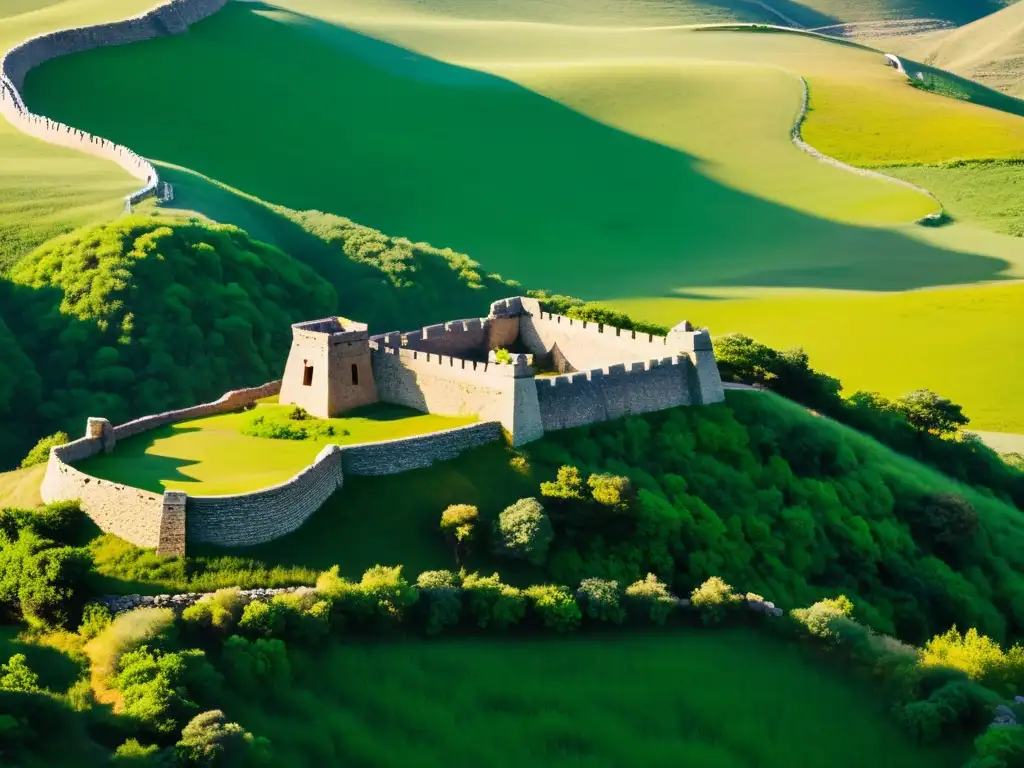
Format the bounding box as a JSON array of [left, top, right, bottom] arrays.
[[292, 317, 369, 344], [667, 321, 713, 352]]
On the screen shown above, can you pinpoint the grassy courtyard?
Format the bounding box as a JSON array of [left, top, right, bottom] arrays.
[[224, 630, 962, 768], [76, 401, 476, 496]]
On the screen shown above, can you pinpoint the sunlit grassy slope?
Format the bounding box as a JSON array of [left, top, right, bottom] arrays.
[[228, 631, 962, 768], [0, 0, 158, 270], [616, 281, 1024, 433], [76, 402, 476, 495], [13, 0, 1024, 429], [898, 0, 1024, 99]]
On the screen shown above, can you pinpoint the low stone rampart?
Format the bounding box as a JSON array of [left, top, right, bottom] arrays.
[[0, 0, 227, 208], [536, 356, 696, 432], [41, 382, 505, 551], [113, 380, 280, 440], [41, 438, 166, 548], [341, 422, 503, 476], [41, 379, 282, 553], [187, 445, 344, 547], [183, 422, 504, 547]]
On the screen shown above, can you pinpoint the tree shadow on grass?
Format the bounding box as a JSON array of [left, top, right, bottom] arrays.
[[75, 425, 204, 494], [21, 1, 1015, 299], [0, 626, 82, 693]]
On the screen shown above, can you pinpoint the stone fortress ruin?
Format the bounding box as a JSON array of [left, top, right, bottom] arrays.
[[280, 296, 724, 447], [41, 298, 726, 558]]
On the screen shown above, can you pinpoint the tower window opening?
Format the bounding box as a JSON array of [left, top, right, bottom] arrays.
[[302, 365, 314, 386], [351, 364, 359, 385]]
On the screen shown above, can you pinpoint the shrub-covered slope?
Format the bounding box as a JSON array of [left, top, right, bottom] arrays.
[[0, 216, 336, 467]]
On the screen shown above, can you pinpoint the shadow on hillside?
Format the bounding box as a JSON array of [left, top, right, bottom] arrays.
[[20, 2, 1015, 299], [156, 163, 515, 331], [75, 425, 205, 494], [901, 57, 1024, 119], [0, 627, 81, 693]]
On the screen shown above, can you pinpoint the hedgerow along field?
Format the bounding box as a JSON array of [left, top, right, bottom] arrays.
[[223, 631, 963, 768], [21, 0, 1024, 433], [76, 401, 477, 495]]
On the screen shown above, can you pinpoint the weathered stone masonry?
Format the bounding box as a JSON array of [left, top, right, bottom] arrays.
[[41, 384, 506, 554], [42, 297, 725, 557], [366, 296, 724, 444], [0, 0, 228, 208]]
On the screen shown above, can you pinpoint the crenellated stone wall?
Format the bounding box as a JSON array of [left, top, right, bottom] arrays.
[[39, 298, 726, 554], [370, 346, 517, 425], [535, 356, 696, 432], [0, 0, 227, 208]]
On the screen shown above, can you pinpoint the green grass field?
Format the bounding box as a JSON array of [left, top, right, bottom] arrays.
[[0, 0, 157, 271], [76, 402, 476, 495], [19, 1, 1024, 431], [224, 630, 962, 768], [616, 281, 1024, 432]]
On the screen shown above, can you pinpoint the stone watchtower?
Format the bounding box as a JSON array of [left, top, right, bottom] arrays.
[[279, 317, 379, 418]]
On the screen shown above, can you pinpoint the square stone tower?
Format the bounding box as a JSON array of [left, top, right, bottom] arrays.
[[279, 317, 379, 418]]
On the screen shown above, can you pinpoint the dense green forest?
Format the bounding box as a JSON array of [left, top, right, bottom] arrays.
[[518, 391, 1024, 645]]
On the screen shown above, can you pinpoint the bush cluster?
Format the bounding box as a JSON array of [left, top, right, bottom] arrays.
[[788, 596, 1024, 766], [0, 502, 90, 629], [241, 412, 343, 441], [521, 395, 1024, 647], [714, 334, 1023, 508]]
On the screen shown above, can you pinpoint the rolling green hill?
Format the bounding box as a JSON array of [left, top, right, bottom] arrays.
[[898, 0, 1024, 98], [18, 0, 1024, 433]]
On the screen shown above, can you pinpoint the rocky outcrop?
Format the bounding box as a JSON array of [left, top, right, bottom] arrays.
[[96, 585, 317, 615]]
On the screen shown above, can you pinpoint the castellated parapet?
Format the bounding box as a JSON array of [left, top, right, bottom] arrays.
[[40, 298, 725, 556], [360, 296, 725, 445]]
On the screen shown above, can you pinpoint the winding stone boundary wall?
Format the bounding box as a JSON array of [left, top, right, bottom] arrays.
[[0, 0, 227, 208], [789, 74, 943, 223]]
